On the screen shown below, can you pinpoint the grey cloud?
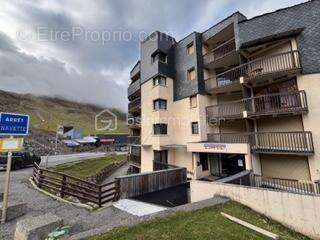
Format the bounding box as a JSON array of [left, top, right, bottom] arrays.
[[0, 32, 126, 110]]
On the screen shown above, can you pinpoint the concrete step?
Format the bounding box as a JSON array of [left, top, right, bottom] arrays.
[[0, 201, 27, 222], [14, 213, 63, 240]]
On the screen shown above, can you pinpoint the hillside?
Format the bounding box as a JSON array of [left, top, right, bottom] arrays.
[[0, 90, 128, 135]]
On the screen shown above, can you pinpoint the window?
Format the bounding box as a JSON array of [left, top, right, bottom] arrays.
[[154, 150, 168, 164], [187, 42, 195, 55], [187, 67, 196, 81], [153, 123, 167, 135], [190, 95, 197, 108], [152, 52, 167, 64], [200, 153, 209, 171], [191, 122, 199, 134], [153, 76, 166, 86], [153, 99, 167, 110]]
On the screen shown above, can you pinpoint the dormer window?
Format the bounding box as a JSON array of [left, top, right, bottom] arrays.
[[151, 51, 167, 64]]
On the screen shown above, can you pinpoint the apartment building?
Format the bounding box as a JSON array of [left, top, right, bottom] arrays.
[[127, 0, 320, 182]]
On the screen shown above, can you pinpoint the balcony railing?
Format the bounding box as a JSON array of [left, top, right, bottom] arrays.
[[128, 98, 141, 113], [203, 38, 236, 65], [128, 79, 141, 97], [207, 131, 314, 155], [128, 154, 141, 166], [206, 50, 301, 90], [128, 116, 141, 128], [206, 90, 308, 121], [128, 136, 141, 145]]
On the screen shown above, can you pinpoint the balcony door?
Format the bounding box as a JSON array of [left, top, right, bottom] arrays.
[[154, 150, 168, 164]]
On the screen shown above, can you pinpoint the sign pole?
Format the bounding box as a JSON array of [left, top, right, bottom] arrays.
[[1, 136, 13, 224]]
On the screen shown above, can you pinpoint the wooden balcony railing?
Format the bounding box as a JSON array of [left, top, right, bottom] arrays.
[[128, 136, 141, 145], [206, 90, 308, 121], [128, 98, 141, 112], [206, 50, 301, 90], [203, 38, 236, 65], [207, 131, 314, 155]]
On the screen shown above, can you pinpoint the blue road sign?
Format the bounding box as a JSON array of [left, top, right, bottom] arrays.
[[0, 113, 30, 136]]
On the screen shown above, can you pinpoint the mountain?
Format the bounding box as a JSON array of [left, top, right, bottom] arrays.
[[0, 90, 128, 135]]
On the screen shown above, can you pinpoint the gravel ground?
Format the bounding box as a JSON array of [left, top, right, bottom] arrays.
[[0, 168, 137, 240]]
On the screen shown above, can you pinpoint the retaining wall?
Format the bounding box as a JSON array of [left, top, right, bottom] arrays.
[[190, 180, 320, 240]]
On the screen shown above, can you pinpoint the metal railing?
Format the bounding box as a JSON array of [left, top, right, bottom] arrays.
[[128, 154, 141, 165], [128, 97, 141, 112], [213, 50, 301, 88], [128, 116, 141, 127], [128, 79, 141, 97], [203, 38, 236, 65], [207, 133, 250, 144], [207, 131, 314, 154], [206, 90, 308, 120], [252, 175, 320, 195], [128, 136, 141, 145], [251, 131, 314, 154]]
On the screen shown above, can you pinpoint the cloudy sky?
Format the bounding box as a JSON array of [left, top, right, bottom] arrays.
[[0, 0, 306, 111]]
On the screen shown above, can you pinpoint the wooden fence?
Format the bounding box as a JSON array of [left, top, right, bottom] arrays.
[[116, 167, 187, 199], [32, 163, 119, 207]]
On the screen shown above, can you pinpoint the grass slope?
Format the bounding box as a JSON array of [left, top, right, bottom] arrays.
[[90, 201, 310, 240], [51, 154, 126, 179], [0, 90, 128, 135]]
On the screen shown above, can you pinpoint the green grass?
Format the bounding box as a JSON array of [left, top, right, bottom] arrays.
[[51, 155, 126, 179], [90, 201, 310, 240]]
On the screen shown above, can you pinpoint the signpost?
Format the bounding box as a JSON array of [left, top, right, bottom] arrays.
[[0, 113, 29, 224]]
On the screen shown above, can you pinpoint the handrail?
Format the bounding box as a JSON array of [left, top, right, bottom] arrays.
[[206, 90, 308, 119], [204, 38, 235, 56], [208, 50, 301, 88], [207, 131, 314, 154]]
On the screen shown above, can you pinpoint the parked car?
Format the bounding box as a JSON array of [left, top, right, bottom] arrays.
[[0, 151, 41, 170]]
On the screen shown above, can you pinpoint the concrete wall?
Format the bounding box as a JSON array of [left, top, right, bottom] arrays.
[[298, 73, 320, 181], [190, 180, 320, 240]]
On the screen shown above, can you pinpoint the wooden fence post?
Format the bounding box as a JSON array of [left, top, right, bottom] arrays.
[[98, 186, 102, 208], [61, 175, 66, 198], [114, 179, 121, 201], [38, 169, 43, 189]]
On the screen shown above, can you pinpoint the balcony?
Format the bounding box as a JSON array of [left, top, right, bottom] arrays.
[[128, 79, 141, 98], [128, 136, 141, 145], [128, 116, 141, 129], [128, 97, 141, 114], [203, 38, 237, 68], [128, 154, 141, 166], [207, 131, 314, 155], [206, 90, 308, 122], [130, 61, 141, 81], [205, 50, 301, 94]]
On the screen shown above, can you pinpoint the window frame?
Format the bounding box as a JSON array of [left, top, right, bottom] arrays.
[[153, 123, 168, 135], [191, 122, 199, 135], [153, 98, 167, 111], [187, 42, 195, 55], [187, 67, 196, 81], [153, 76, 167, 87], [190, 95, 197, 108], [151, 52, 168, 64]]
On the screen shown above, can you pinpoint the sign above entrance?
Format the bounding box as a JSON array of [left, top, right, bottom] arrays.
[[204, 143, 227, 151], [0, 113, 30, 136]]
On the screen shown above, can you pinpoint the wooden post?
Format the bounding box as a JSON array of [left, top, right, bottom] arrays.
[[61, 175, 66, 198], [1, 150, 13, 224], [114, 179, 121, 201], [38, 169, 43, 189], [98, 186, 102, 208]]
